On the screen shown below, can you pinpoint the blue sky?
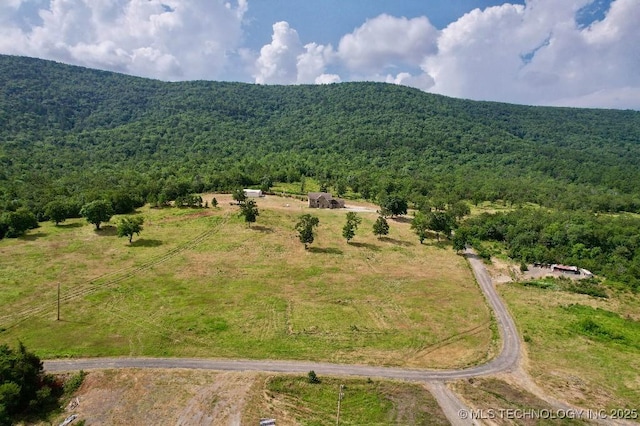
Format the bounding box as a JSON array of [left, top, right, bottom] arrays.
[[1, 0, 638, 109]]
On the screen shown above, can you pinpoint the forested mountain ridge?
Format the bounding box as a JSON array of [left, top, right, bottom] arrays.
[[2, 54, 640, 216]]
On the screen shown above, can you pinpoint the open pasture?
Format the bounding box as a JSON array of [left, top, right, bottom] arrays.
[[0, 195, 492, 368]]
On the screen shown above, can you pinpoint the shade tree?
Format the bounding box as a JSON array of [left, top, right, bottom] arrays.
[[239, 199, 259, 227], [44, 200, 68, 225], [379, 195, 408, 217], [372, 215, 389, 239], [410, 212, 429, 244], [80, 200, 114, 230], [0, 208, 38, 238]]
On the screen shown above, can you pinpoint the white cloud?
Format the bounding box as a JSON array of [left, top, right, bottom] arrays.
[[386, 72, 435, 91], [254, 21, 303, 84], [253, 22, 336, 85], [424, 3, 535, 101], [0, 0, 248, 80], [338, 14, 438, 73], [315, 74, 341, 85], [297, 42, 335, 84], [422, 0, 640, 108]]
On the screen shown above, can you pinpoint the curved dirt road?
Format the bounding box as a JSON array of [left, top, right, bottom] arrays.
[[44, 250, 519, 380]]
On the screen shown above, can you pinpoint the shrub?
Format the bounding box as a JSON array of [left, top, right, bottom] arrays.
[[307, 370, 321, 384]]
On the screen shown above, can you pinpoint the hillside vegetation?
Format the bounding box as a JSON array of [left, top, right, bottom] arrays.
[[2, 54, 640, 218]]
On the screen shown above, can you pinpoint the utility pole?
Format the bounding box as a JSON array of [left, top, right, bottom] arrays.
[[57, 282, 60, 321], [336, 384, 344, 426]]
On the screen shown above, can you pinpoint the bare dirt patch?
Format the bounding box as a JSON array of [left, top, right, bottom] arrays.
[[486, 257, 520, 284], [63, 369, 262, 426], [486, 258, 595, 285]]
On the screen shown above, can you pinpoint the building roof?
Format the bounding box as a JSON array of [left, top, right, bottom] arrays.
[[308, 192, 333, 201], [552, 264, 579, 272]]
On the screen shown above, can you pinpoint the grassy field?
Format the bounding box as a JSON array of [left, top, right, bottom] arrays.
[[499, 282, 640, 411], [260, 375, 449, 425], [0, 194, 492, 368]]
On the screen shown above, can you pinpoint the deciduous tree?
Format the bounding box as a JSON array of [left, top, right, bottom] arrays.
[[411, 212, 429, 244], [0, 208, 38, 238], [295, 214, 319, 249], [379, 195, 408, 217], [80, 200, 113, 230], [342, 211, 361, 243], [372, 216, 389, 239], [232, 189, 246, 205], [44, 200, 68, 225], [429, 211, 455, 241], [452, 227, 470, 253], [117, 216, 144, 243], [260, 175, 273, 193], [239, 199, 259, 227], [0, 342, 59, 425]]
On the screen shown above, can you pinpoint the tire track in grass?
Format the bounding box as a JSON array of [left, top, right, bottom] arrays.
[[0, 215, 230, 330]]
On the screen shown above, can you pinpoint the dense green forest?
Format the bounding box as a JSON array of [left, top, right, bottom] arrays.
[[2, 54, 640, 217], [2, 55, 640, 289]]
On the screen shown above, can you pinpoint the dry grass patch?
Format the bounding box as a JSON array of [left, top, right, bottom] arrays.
[[59, 369, 262, 426]]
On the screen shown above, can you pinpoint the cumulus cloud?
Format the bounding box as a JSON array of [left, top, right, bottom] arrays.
[[315, 73, 341, 85], [386, 72, 435, 91], [254, 21, 303, 84], [0, 0, 248, 80], [311, 0, 639, 109], [296, 42, 335, 84], [338, 14, 438, 73], [422, 0, 640, 108], [253, 21, 337, 85]]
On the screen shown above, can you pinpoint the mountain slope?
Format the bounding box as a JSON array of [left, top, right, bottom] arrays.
[[1, 54, 640, 214]]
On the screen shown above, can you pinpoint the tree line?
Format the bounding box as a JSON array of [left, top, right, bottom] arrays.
[[454, 208, 640, 292]]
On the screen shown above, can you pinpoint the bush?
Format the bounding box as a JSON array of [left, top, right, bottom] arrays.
[[307, 370, 321, 384], [63, 370, 87, 395]]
